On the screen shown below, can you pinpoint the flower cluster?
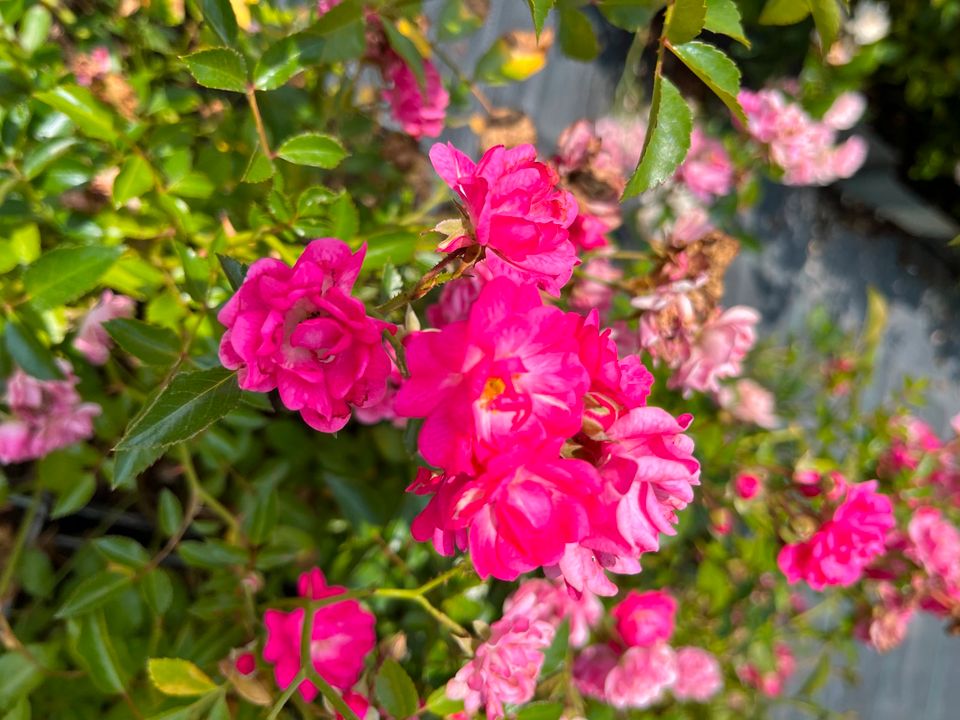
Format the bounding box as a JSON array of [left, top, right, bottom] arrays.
[[0, 363, 101, 464], [738, 88, 868, 185], [262, 567, 376, 703], [573, 590, 722, 709], [879, 414, 959, 506], [218, 239, 396, 433]]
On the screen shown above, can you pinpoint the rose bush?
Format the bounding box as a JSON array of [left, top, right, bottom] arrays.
[[0, 1, 956, 720]]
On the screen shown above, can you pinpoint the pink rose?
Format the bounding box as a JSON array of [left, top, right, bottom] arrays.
[[218, 239, 396, 433], [502, 579, 602, 648], [669, 306, 759, 395], [823, 91, 866, 131], [718, 379, 778, 428], [734, 473, 761, 500], [604, 644, 677, 709], [672, 647, 723, 702], [572, 643, 619, 700], [676, 128, 734, 201], [428, 143, 579, 295], [73, 289, 136, 365], [381, 53, 449, 139], [611, 590, 677, 647]]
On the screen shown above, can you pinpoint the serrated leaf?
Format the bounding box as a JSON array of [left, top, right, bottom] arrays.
[[704, 0, 750, 47], [104, 318, 180, 367], [807, 0, 842, 50], [254, 32, 324, 91], [242, 149, 275, 183], [112, 446, 163, 490], [23, 245, 124, 310], [34, 85, 118, 142], [665, 0, 706, 44], [526, 0, 555, 37], [182, 48, 248, 92], [558, 7, 599, 61], [623, 76, 692, 197], [115, 368, 241, 450], [93, 536, 150, 568], [217, 254, 249, 291], [149, 658, 218, 697], [113, 154, 154, 205], [4, 318, 63, 381], [759, 0, 810, 25], [56, 571, 132, 618], [51, 474, 96, 518], [668, 40, 745, 124], [276, 133, 347, 169], [375, 659, 418, 720], [76, 611, 126, 693], [201, 0, 238, 46]]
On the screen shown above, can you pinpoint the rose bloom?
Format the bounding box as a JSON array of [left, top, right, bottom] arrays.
[[218, 238, 396, 433], [823, 91, 866, 131], [569, 257, 621, 316], [572, 643, 619, 700], [734, 473, 761, 500], [672, 647, 723, 702], [73, 289, 136, 365], [676, 128, 734, 201], [611, 590, 677, 647], [717, 379, 778, 429], [907, 507, 960, 614], [381, 53, 449, 139], [426, 273, 488, 329], [604, 644, 678, 709], [778, 480, 895, 590], [502, 579, 602, 648], [428, 142, 578, 295], [262, 568, 376, 701], [669, 306, 759, 396], [447, 615, 555, 720]]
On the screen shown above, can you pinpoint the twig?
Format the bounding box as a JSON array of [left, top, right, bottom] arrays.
[[246, 85, 274, 159]]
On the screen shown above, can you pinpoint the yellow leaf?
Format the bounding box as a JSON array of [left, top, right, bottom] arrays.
[[396, 18, 432, 58], [229, 0, 251, 30], [148, 658, 218, 696]]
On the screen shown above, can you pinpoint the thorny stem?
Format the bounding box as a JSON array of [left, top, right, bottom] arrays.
[[375, 246, 481, 316], [246, 85, 274, 159]]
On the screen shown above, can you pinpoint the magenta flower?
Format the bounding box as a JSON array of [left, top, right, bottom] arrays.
[[446, 615, 555, 720], [668, 306, 759, 396], [672, 647, 723, 702], [262, 567, 375, 702], [734, 473, 761, 500], [395, 276, 588, 475], [73, 289, 135, 365], [428, 143, 579, 295], [676, 128, 734, 201], [426, 273, 488, 329], [568, 212, 611, 252], [381, 53, 449, 139], [611, 590, 677, 648], [502, 579, 602, 647], [218, 239, 395, 433], [778, 480, 895, 590], [603, 644, 678, 709], [0, 363, 101, 465]]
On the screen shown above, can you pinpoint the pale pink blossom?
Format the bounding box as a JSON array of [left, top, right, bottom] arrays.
[[317, 0, 342, 16], [611, 590, 677, 647], [446, 615, 555, 720], [778, 481, 894, 590], [262, 568, 376, 701], [569, 257, 621, 316], [73, 290, 136, 365], [381, 54, 449, 139], [676, 128, 734, 201], [218, 239, 396, 433], [503, 579, 602, 647], [907, 507, 960, 615], [823, 92, 866, 131], [671, 207, 715, 246], [718, 379, 778, 428], [861, 583, 914, 652], [0, 363, 101, 464], [428, 143, 578, 295], [669, 306, 759, 395], [594, 117, 647, 176], [672, 647, 723, 702], [604, 644, 677, 709]]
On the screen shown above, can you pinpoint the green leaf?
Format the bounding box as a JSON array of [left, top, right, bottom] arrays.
[[22, 138, 76, 180], [19, 5, 51, 54], [76, 611, 126, 694], [145, 695, 219, 720], [149, 658, 219, 697], [206, 696, 230, 720], [438, 0, 486, 40], [4, 318, 63, 381], [423, 687, 464, 717], [383, 21, 426, 90], [597, 1, 662, 31], [217, 254, 248, 291], [112, 446, 163, 490], [254, 32, 324, 91], [665, 0, 706, 45], [104, 317, 180, 367], [51, 474, 96, 518], [806, 0, 841, 50], [23, 245, 124, 310], [34, 85, 118, 142], [362, 230, 418, 271], [526, 0, 555, 37], [276, 132, 347, 169], [115, 368, 241, 450], [759, 0, 810, 24], [158, 489, 185, 537], [19, 549, 55, 598], [93, 536, 151, 569], [799, 652, 831, 695], [177, 540, 247, 568], [1, 697, 30, 720], [56, 571, 132, 618], [201, 0, 238, 46], [113, 154, 155, 205], [242, 149, 275, 183], [0, 224, 40, 274], [0, 646, 54, 710], [623, 76, 692, 197], [142, 568, 174, 615], [516, 703, 564, 720], [539, 619, 568, 677], [375, 659, 419, 720], [558, 7, 599, 61], [704, 0, 750, 47], [182, 48, 248, 92], [243, 484, 278, 546], [668, 40, 745, 124]]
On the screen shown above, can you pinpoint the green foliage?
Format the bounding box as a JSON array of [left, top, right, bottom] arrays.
[[624, 76, 692, 196]]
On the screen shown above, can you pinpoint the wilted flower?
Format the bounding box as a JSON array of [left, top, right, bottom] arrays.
[[669, 306, 759, 396]]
